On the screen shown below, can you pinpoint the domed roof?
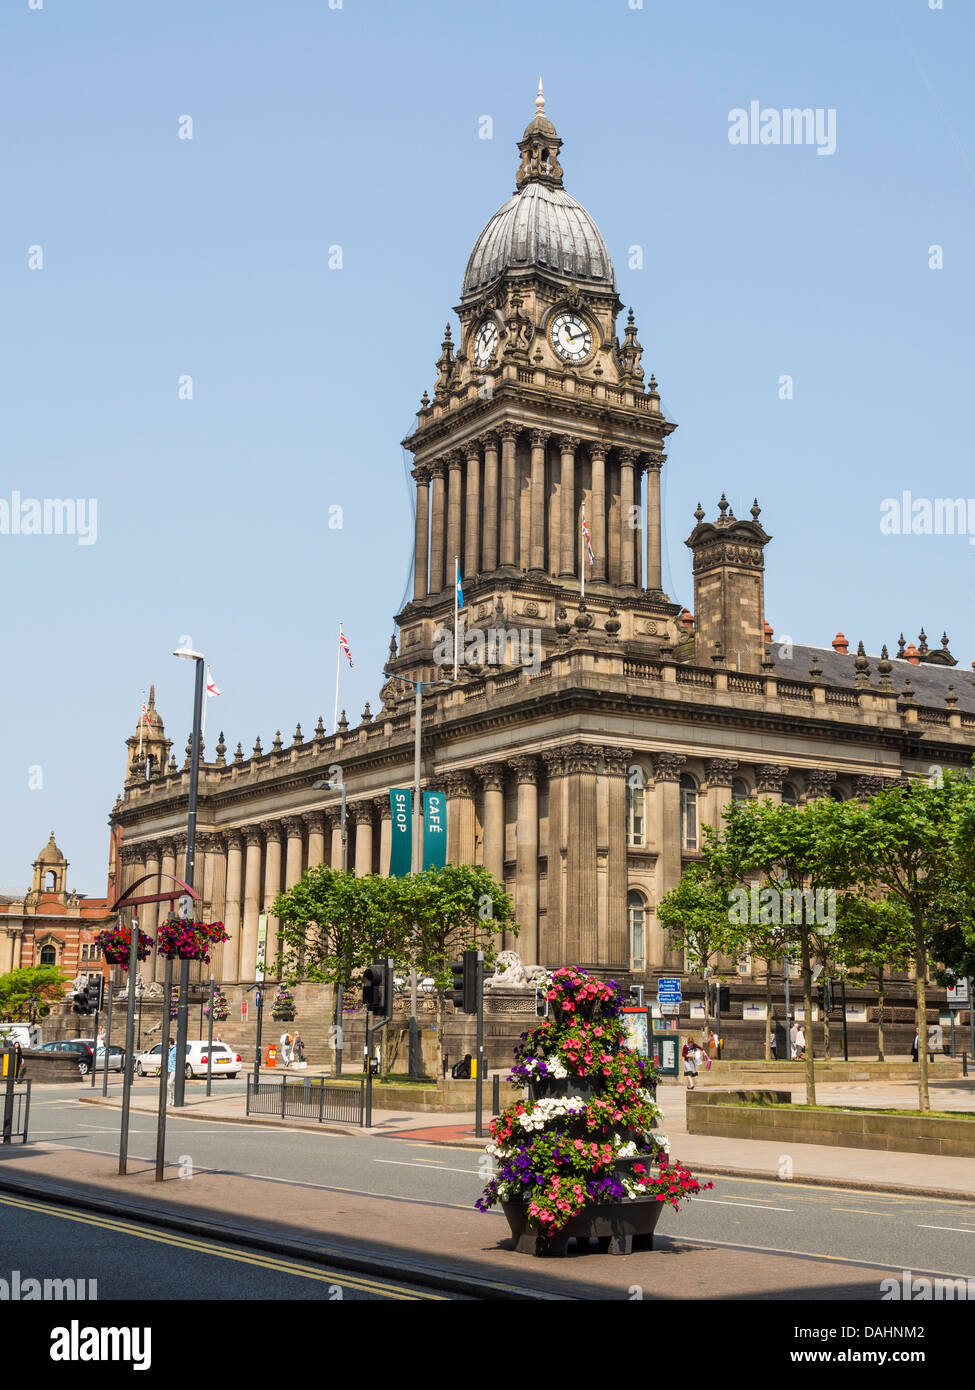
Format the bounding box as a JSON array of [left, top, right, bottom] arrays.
[[462, 183, 615, 298], [35, 832, 65, 865], [461, 82, 615, 299]]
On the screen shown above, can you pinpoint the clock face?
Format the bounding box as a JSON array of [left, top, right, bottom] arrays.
[[472, 319, 499, 369], [550, 311, 592, 363]]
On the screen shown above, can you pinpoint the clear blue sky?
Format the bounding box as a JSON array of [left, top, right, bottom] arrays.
[[2, 0, 973, 892]]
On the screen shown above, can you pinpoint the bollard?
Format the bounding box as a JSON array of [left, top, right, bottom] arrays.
[[492, 1072, 500, 1116], [963, 1052, 969, 1078]]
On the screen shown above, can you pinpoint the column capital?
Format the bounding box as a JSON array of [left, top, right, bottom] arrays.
[[541, 749, 566, 778], [142, 840, 162, 861], [588, 440, 609, 462], [444, 448, 464, 471], [529, 428, 550, 448], [756, 764, 790, 793], [853, 774, 884, 802], [303, 809, 327, 834], [647, 453, 664, 474], [282, 816, 304, 839], [558, 433, 580, 454], [478, 429, 500, 451], [498, 423, 520, 443], [411, 463, 432, 484], [324, 806, 343, 830], [348, 800, 375, 826], [158, 837, 178, 859], [563, 742, 602, 774], [374, 794, 393, 820], [508, 754, 540, 784], [429, 458, 447, 480], [804, 768, 836, 800], [463, 438, 481, 461], [444, 769, 477, 798], [259, 821, 283, 844], [653, 752, 687, 783], [706, 758, 739, 789], [618, 446, 640, 468], [477, 765, 506, 792], [243, 825, 264, 848], [602, 747, 633, 776], [196, 832, 220, 855], [225, 828, 244, 852]]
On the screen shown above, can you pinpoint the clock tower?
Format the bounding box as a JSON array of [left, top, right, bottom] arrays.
[[390, 83, 679, 692]]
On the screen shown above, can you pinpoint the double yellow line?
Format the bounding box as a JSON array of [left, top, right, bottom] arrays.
[[0, 1193, 445, 1301]]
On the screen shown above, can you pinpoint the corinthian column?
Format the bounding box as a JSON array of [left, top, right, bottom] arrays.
[[529, 429, 548, 573], [541, 751, 566, 966], [559, 435, 577, 577], [564, 743, 600, 966], [262, 822, 283, 915], [412, 465, 431, 601], [376, 796, 393, 876], [499, 425, 518, 568], [201, 832, 229, 977], [445, 450, 463, 579], [429, 461, 446, 594], [604, 748, 632, 969], [464, 442, 481, 580], [155, 838, 178, 982], [351, 802, 374, 877], [646, 454, 663, 593], [619, 448, 637, 588], [445, 770, 476, 866], [652, 753, 686, 969], [328, 807, 344, 869], [509, 755, 540, 962], [142, 842, 161, 937], [223, 830, 244, 982], [590, 442, 608, 581], [240, 826, 264, 981], [478, 765, 505, 885], [481, 431, 500, 571], [305, 810, 326, 868], [283, 816, 304, 889]]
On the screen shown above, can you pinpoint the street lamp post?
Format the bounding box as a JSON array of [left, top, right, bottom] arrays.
[[172, 647, 206, 1108], [383, 670, 449, 1079]]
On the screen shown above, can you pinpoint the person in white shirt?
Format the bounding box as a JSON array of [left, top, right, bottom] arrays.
[[279, 1032, 292, 1068]]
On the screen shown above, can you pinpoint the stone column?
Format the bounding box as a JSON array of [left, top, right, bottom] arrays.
[[464, 442, 481, 580], [652, 753, 686, 969], [590, 442, 608, 581], [142, 842, 162, 937], [305, 810, 326, 868], [564, 743, 600, 966], [412, 465, 431, 601], [351, 802, 374, 877], [604, 748, 631, 969], [478, 765, 505, 885], [428, 460, 446, 594], [646, 455, 663, 593], [223, 830, 244, 982], [376, 797, 393, 876], [11, 931, 23, 970], [758, 764, 790, 806], [174, 835, 187, 892], [201, 832, 229, 978], [510, 756, 540, 963], [559, 435, 578, 577], [541, 750, 566, 967], [328, 807, 344, 870], [529, 429, 548, 573], [445, 449, 463, 580], [481, 431, 500, 571], [499, 425, 518, 568], [445, 770, 476, 866], [619, 448, 637, 588], [283, 816, 304, 889], [262, 822, 283, 916], [707, 758, 738, 832], [240, 826, 264, 982], [634, 457, 645, 590], [155, 839, 178, 982]]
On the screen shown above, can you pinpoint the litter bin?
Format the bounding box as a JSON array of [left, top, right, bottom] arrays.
[[265, 1045, 277, 1068]]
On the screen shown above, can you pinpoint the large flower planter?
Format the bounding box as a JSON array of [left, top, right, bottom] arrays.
[[501, 1195, 664, 1257]]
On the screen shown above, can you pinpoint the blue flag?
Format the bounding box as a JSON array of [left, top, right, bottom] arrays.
[[455, 558, 464, 610]]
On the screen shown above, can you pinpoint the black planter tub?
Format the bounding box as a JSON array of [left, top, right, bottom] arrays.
[[501, 1196, 664, 1256]]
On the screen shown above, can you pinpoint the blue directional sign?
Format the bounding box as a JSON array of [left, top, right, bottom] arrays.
[[656, 977, 682, 1002]]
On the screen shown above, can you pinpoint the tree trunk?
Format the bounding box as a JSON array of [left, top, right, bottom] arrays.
[[800, 928, 817, 1106], [822, 976, 831, 1061], [436, 992, 445, 1080], [915, 929, 929, 1113], [764, 964, 773, 1061], [876, 964, 885, 1062]]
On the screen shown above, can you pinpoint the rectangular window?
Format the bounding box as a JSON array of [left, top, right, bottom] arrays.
[[845, 1004, 868, 1023], [737, 955, 752, 976], [742, 1002, 767, 1020], [627, 787, 645, 847], [680, 792, 698, 851]]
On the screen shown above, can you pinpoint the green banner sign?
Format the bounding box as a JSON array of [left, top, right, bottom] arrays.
[[388, 788, 413, 877], [422, 790, 447, 870]]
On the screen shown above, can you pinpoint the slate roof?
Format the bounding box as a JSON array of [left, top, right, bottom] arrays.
[[769, 644, 975, 714]]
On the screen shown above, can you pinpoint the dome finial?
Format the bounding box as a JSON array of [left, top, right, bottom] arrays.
[[536, 76, 545, 117]]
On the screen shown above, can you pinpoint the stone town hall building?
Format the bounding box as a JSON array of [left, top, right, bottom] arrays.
[[111, 93, 975, 1008]]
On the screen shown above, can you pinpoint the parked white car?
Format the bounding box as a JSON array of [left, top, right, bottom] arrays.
[[134, 1040, 241, 1079]]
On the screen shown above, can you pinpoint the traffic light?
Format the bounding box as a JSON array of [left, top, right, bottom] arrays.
[[362, 962, 391, 1015], [447, 950, 478, 1013], [71, 986, 91, 1015], [718, 986, 730, 1013], [86, 977, 104, 1014]]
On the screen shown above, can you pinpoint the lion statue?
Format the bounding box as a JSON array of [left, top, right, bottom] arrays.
[[485, 950, 548, 991]]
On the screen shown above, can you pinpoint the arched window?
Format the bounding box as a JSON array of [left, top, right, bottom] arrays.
[[627, 891, 646, 972], [40, 944, 56, 965], [680, 774, 698, 851], [626, 777, 646, 846], [45, 870, 57, 891], [731, 779, 750, 803], [781, 783, 799, 809]]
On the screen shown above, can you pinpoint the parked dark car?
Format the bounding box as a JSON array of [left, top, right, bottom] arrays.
[[40, 1039, 96, 1075]]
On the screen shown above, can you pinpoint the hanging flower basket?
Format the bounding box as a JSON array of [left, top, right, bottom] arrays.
[[93, 924, 153, 968], [476, 966, 712, 1256], [270, 987, 297, 1022], [155, 919, 230, 963], [203, 987, 230, 1022]]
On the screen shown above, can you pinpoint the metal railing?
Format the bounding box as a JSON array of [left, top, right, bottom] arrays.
[[245, 1076, 365, 1126], [1, 1081, 31, 1144]]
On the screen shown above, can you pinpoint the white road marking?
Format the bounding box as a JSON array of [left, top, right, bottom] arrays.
[[374, 1159, 480, 1175], [917, 1224, 975, 1234], [694, 1198, 792, 1212]]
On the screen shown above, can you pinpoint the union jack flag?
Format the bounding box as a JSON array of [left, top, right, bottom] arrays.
[[141, 696, 152, 731], [582, 510, 594, 566], [339, 627, 354, 668]]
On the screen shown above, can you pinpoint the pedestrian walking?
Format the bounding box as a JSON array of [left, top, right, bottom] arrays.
[[770, 1031, 777, 1060], [682, 1035, 700, 1090], [279, 1031, 292, 1068], [795, 1024, 806, 1061], [911, 1028, 919, 1063], [292, 1033, 304, 1063], [166, 1040, 178, 1106], [790, 1021, 798, 1060]]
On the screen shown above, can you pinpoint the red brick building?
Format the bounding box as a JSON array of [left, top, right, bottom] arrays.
[[0, 833, 113, 983]]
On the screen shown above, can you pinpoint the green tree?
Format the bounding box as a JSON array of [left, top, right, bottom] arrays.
[[656, 863, 749, 1050], [0, 965, 67, 1021], [833, 893, 914, 1061], [821, 772, 975, 1111]]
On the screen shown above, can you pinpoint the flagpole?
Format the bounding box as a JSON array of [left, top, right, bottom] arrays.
[[201, 668, 209, 744], [453, 557, 459, 682], [138, 691, 145, 760], [334, 624, 342, 730]]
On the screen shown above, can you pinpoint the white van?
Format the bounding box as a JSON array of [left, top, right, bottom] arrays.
[[0, 1024, 43, 1050]]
